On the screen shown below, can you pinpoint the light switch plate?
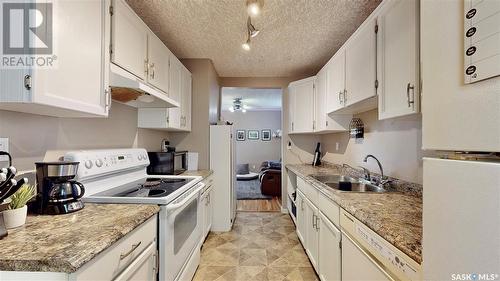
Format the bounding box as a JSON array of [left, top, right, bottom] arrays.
[[0, 138, 9, 162]]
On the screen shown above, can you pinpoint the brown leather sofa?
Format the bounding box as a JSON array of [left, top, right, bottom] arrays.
[[259, 161, 282, 197]]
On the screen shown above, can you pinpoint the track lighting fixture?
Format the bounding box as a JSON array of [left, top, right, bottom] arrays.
[[247, 17, 260, 38], [246, 0, 264, 17], [242, 37, 251, 51]]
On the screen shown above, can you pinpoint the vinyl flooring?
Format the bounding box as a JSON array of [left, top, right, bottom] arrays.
[[193, 212, 318, 281]]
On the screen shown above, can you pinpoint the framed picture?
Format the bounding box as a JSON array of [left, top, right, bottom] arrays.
[[261, 129, 271, 141], [236, 130, 246, 141], [247, 130, 259, 140]]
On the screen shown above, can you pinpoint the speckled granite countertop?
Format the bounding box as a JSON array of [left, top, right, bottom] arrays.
[[286, 164, 422, 264], [0, 203, 160, 273], [181, 169, 213, 179]]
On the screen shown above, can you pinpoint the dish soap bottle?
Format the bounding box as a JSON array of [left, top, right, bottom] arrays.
[[312, 142, 321, 166]]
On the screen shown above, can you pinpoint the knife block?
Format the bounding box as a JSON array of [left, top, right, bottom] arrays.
[[0, 201, 9, 239]]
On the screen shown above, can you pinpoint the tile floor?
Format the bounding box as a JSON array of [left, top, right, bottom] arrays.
[[193, 212, 319, 281]]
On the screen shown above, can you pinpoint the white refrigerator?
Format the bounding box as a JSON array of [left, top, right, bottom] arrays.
[[209, 125, 237, 232], [421, 1, 500, 279]]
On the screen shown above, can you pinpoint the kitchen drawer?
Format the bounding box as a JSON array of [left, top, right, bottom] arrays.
[[73, 215, 157, 280], [318, 192, 340, 227], [297, 177, 319, 206]]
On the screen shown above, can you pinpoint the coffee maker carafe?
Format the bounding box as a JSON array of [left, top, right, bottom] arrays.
[[34, 162, 85, 215]]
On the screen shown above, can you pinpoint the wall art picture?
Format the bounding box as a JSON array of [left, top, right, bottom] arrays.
[[236, 130, 246, 141], [247, 130, 259, 140], [261, 129, 271, 141]]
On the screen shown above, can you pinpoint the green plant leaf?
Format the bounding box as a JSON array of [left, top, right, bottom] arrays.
[[9, 184, 36, 210]]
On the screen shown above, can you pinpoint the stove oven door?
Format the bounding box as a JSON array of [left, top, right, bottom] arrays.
[[159, 182, 204, 281]]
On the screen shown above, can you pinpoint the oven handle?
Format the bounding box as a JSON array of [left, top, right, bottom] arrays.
[[165, 182, 204, 212]]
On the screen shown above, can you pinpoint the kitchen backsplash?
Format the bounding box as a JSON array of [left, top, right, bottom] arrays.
[[0, 102, 169, 171]]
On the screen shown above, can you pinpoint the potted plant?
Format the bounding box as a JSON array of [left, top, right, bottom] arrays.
[[2, 184, 35, 229]]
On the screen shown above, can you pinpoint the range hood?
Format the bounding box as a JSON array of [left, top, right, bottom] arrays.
[[109, 64, 179, 108]]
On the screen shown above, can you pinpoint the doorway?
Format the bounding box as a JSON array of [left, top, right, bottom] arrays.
[[221, 87, 283, 212]]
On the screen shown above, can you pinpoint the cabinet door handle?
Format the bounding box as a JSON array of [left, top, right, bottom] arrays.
[[105, 88, 111, 110], [312, 214, 316, 228], [343, 89, 347, 104], [150, 63, 155, 79], [144, 60, 149, 76], [338, 91, 343, 104], [120, 241, 142, 260], [316, 216, 320, 230], [301, 199, 304, 210], [406, 83, 415, 108]]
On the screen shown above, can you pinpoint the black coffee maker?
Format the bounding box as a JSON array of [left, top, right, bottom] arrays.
[[33, 162, 85, 215]]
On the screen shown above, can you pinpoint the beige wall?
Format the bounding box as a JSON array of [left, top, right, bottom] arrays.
[[0, 102, 169, 171], [221, 110, 282, 172], [320, 110, 428, 184], [169, 59, 220, 169], [219, 76, 313, 209], [219, 76, 315, 166]]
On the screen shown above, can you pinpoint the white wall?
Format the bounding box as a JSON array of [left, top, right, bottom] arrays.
[[221, 110, 281, 172], [320, 109, 431, 184], [0, 102, 169, 171]]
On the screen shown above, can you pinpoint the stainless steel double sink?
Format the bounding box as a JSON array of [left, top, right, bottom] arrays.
[[310, 174, 386, 193]]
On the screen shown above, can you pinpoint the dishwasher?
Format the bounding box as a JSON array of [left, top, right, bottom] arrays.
[[340, 210, 422, 281]]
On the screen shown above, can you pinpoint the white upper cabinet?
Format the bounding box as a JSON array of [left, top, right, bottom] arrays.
[[326, 50, 346, 113], [147, 33, 170, 93], [167, 56, 183, 129], [169, 56, 183, 105], [315, 68, 329, 131], [377, 0, 419, 120], [315, 67, 351, 133], [0, 0, 110, 117], [288, 77, 315, 133], [111, 0, 148, 80], [180, 67, 192, 131], [344, 17, 378, 109]]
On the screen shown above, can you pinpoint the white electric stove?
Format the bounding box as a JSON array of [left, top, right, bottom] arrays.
[[64, 148, 203, 281]]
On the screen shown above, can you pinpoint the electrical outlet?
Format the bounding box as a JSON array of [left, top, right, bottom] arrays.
[[335, 142, 340, 151], [0, 138, 9, 162]]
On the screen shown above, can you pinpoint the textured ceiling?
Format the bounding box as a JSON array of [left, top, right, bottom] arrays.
[[126, 0, 381, 77], [221, 88, 282, 111]]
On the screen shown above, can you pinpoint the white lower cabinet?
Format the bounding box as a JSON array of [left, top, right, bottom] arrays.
[[293, 173, 422, 281], [200, 176, 214, 243], [296, 190, 306, 244], [318, 212, 341, 281], [296, 180, 341, 278], [304, 197, 319, 271], [112, 242, 158, 281]]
